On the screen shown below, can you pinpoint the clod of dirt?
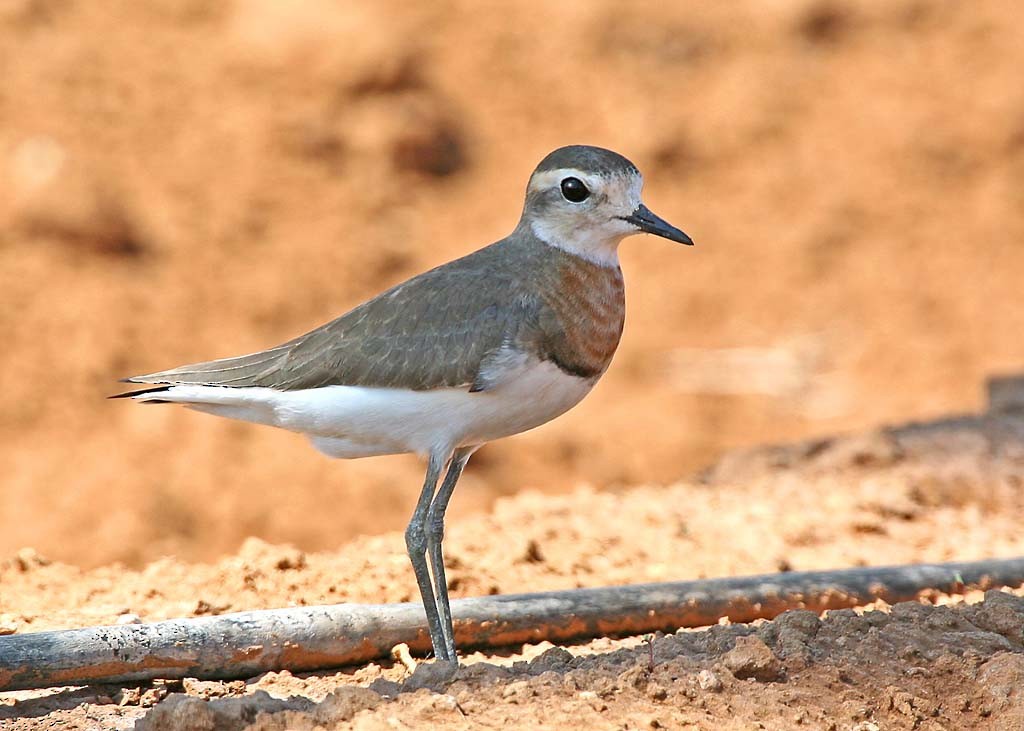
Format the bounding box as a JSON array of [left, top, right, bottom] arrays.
[[759, 609, 821, 666], [136, 691, 317, 731], [696, 668, 723, 691], [135, 695, 215, 731], [402, 659, 460, 692], [312, 687, 382, 722], [530, 646, 575, 673], [966, 589, 1024, 638], [721, 635, 784, 682]]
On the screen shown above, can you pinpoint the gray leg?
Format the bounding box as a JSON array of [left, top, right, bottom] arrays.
[[405, 449, 451, 662], [425, 445, 477, 662]]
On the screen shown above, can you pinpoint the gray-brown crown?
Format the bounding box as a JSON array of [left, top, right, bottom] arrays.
[[533, 145, 639, 177]]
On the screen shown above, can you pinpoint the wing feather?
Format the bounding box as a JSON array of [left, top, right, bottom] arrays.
[[123, 240, 556, 392]]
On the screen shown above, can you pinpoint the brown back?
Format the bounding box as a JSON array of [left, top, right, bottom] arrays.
[[126, 227, 626, 392]]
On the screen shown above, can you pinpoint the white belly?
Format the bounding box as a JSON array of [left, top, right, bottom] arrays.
[[139, 359, 596, 459]]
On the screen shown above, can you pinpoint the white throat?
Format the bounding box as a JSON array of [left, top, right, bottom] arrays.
[[530, 219, 624, 267]]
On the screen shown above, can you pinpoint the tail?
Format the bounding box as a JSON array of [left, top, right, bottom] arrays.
[[108, 385, 173, 402], [109, 383, 282, 428], [112, 346, 292, 405]]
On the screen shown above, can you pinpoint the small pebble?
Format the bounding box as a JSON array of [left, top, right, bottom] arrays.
[[697, 669, 723, 691]]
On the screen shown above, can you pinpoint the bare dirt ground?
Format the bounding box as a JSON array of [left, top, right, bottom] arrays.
[[2, 0, 1024, 568], [2, 409, 1024, 729]]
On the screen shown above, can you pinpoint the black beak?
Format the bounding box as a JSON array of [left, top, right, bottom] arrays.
[[620, 204, 694, 245]]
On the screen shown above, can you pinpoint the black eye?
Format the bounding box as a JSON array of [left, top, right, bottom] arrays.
[[560, 177, 590, 203]]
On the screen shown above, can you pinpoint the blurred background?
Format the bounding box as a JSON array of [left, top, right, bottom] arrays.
[[0, 0, 1021, 567]]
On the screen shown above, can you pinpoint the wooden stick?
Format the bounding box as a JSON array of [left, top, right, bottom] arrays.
[[1, 557, 1022, 692]]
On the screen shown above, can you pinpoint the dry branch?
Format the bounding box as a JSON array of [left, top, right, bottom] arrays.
[[1, 557, 1022, 691]]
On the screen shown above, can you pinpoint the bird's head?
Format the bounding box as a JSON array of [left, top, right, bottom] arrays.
[[520, 145, 693, 266]]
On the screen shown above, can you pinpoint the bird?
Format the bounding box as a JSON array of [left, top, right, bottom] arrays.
[[113, 144, 693, 667]]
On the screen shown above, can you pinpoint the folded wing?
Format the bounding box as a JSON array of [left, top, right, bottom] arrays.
[[123, 244, 545, 393]]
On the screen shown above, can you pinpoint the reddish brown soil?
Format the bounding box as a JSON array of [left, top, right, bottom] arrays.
[[2, 0, 1024, 568], [2, 412, 1024, 728], [12, 591, 1024, 731]]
